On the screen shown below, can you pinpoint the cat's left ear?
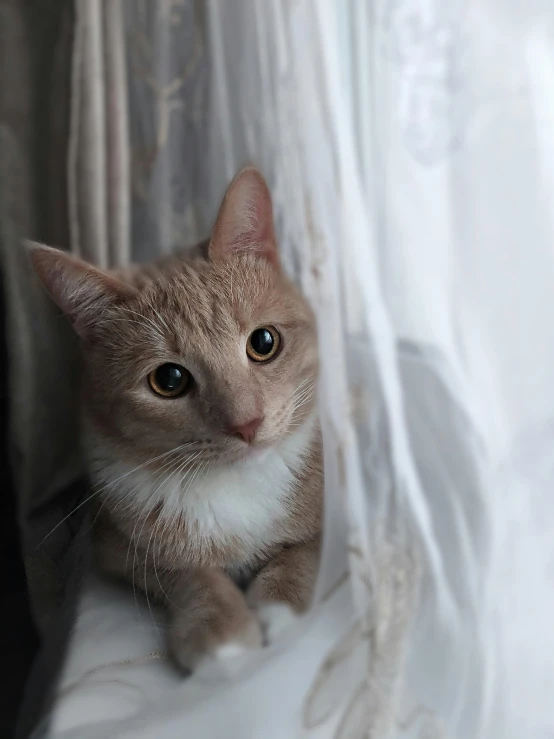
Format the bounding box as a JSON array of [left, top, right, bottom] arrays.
[[26, 241, 137, 338], [209, 167, 279, 267]]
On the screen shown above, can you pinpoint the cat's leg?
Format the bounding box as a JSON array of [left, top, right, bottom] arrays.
[[246, 537, 321, 643], [166, 567, 262, 672], [94, 517, 262, 672]]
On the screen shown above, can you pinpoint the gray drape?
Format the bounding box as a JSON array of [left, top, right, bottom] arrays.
[[0, 0, 83, 634], [0, 2, 136, 733], [0, 0, 210, 633]]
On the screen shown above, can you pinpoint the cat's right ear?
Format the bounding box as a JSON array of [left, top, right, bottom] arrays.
[[26, 242, 137, 337], [209, 167, 279, 267]]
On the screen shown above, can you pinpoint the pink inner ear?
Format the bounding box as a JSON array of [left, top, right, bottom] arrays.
[[229, 178, 272, 244], [210, 168, 279, 266]]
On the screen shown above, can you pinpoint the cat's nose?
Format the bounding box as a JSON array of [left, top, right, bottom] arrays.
[[227, 416, 264, 444]]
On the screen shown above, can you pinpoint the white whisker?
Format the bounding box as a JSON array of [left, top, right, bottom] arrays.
[[37, 442, 196, 549], [145, 293, 173, 337], [152, 513, 169, 596]]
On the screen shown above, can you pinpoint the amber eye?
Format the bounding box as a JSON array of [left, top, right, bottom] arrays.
[[148, 363, 191, 398], [246, 326, 281, 362]]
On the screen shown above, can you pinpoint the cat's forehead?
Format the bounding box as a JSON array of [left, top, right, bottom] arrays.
[[124, 257, 297, 351]]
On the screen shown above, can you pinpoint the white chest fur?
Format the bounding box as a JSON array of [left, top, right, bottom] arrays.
[[93, 414, 316, 558]]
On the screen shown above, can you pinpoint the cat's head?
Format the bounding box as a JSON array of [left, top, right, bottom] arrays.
[[29, 168, 318, 470]]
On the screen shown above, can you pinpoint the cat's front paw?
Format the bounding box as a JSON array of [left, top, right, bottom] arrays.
[[254, 602, 299, 644], [168, 614, 262, 675], [167, 569, 263, 674], [193, 629, 262, 679]]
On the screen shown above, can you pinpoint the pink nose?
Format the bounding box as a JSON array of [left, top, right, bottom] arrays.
[[228, 416, 264, 444]]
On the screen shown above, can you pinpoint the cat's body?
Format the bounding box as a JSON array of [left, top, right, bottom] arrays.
[[30, 169, 322, 671]]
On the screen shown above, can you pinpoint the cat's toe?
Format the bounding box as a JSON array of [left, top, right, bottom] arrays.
[[193, 641, 251, 679], [256, 602, 298, 644], [169, 616, 262, 675]]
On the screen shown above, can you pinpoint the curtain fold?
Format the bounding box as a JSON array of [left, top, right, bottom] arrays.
[[69, 0, 130, 268], [125, 0, 210, 261]]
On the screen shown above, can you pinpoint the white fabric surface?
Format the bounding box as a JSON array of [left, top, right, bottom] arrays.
[[47, 572, 355, 739], [43, 1, 554, 737]]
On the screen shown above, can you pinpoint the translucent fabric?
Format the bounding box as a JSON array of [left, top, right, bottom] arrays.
[[43, 1, 554, 737]]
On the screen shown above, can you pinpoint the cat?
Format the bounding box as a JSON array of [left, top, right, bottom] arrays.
[[29, 168, 323, 672]]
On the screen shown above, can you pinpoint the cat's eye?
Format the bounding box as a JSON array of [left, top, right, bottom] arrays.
[[246, 326, 281, 362], [148, 363, 191, 398]]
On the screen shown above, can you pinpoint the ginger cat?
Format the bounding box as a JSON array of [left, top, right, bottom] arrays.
[[30, 168, 322, 671]]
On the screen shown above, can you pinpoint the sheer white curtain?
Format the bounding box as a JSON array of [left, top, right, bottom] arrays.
[[208, 1, 554, 736], [45, 1, 554, 738]]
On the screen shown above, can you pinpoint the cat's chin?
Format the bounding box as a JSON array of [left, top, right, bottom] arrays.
[[231, 443, 272, 464]]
